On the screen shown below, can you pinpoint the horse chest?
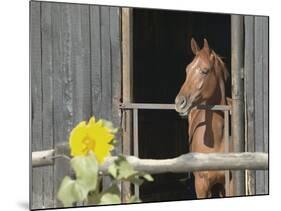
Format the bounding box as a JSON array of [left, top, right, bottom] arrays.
[[188, 110, 224, 153]]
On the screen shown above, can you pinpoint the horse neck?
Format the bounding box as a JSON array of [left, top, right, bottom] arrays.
[[207, 59, 227, 106], [188, 71, 226, 127], [188, 56, 227, 143], [205, 80, 226, 106], [188, 80, 225, 143]]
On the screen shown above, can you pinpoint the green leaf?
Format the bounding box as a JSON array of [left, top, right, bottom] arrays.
[[73, 180, 90, 201], [100, 119, 119, 134], [132, 172, 154, 182], [107, 155, 154, 184], [125, 175, 144, 186], [87, 191, 101, 205], [115, 156, 138, 179], [108, 162, 118, 178], [57, 154, 100, 206], [57, 176, 88, 207], [57, 176, 76, 207], [123, 173, 153, 185], [109, 139, 119, 146], [142, 173, 154, 182], [107, 155, 137, 180], [71, 153, 98, 190], [98, 184, 121, 205]]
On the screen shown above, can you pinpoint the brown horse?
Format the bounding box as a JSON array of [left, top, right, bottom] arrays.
[[175, 38, 229, 198]]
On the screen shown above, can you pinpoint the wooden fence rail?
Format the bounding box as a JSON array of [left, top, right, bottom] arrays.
[[101, 153, 268, 174], [32, 144, 268, 173]]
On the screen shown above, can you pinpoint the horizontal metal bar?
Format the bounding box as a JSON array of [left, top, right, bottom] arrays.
[[120, 103, 231, 111], [120, 103, 175, 110]]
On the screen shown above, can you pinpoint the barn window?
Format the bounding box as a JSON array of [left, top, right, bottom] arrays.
[[121, 8, 232, 202]]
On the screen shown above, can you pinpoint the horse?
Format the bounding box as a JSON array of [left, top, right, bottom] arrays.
[[175, 38, 230, 198]]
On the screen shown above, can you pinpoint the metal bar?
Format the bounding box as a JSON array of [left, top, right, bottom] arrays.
[[224, 110, 230, 196], [120, 103, 174, 110], [133, 109, 139, 198], [120, 103, 231, 111], [231, 14, 245, 196]]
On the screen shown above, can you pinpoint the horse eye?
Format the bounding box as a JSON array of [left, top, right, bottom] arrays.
[[200, 68, 209, 75]]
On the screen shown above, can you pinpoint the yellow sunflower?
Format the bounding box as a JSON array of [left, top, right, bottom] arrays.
[[69, 117, 115, 164]]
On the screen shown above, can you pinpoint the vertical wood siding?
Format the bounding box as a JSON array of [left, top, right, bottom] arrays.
[[244, 15, 269, 195], [30, 2, 43, 209], [30, 2, 121, 209]]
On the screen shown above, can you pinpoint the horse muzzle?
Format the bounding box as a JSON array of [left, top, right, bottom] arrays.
[[175, 95, 193, 117]]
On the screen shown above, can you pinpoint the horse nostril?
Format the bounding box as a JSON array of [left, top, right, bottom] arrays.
[[175, 95, 187, 109], [180, 97, 187, 108]]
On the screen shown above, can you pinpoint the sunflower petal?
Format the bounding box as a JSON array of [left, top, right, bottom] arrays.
[[69, 121, 87, 156], [94, 142, 113, 164]]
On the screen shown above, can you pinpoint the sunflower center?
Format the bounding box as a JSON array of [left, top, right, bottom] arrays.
[[82, 137, 96, 153]]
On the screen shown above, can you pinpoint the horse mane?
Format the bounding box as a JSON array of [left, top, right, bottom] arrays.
[[211, 50, 229, 82], [211, 50, 229, 105]]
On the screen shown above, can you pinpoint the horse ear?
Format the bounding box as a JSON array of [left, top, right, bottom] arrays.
[[203, 38, 210, 50], [191, 38, 199, 55]]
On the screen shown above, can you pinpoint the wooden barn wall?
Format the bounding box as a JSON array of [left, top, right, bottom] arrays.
[[30, 2, 121, 209], [244, 16, 269, 195]]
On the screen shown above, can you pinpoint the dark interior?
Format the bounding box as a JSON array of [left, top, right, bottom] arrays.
[[133, 8, 231, 202]]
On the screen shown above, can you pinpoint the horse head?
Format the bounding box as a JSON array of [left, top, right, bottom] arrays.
[[175, 38, 228, 117]]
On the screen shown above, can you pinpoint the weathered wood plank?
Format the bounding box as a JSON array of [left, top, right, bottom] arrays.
[[90, 6, 104, 193], [100, 5, 113, 192], [110, 7, 122, 155], [49, 3, 74, 206], [231, 14, 245, 196], [121, 8, 133, 202], [262, 17, 269, 194], [254, 16, 266, 195], [30, 1, 43, 209], [100, 6, 112, 121], [70, 5, 92, 206], [89, 5, 122, 194], [41, 2, 55, 208], [245, 16, 255, 153], [244, 16, 256, 195], [70, 4, 92, 125], [90, 6, 102, 119]]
